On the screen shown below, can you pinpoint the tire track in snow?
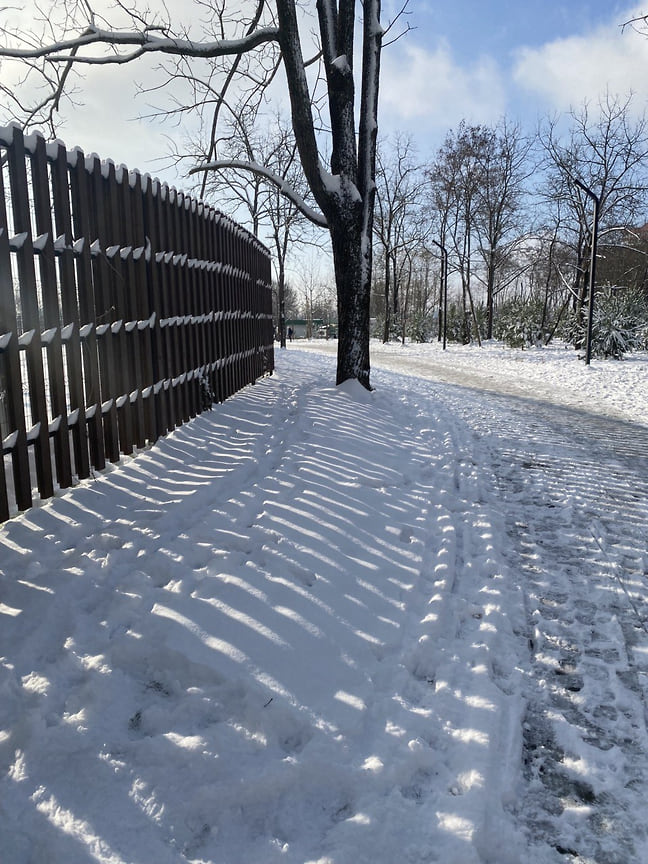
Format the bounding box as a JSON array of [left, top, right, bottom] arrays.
[[369, 383, 531, 862], [411, 382, 648, 863]]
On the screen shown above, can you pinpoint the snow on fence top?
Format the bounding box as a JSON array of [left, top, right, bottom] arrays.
[[0, 124, 274, 522]]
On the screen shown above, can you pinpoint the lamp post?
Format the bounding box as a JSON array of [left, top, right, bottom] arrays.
[[574, 179, 600, 366], [433, 240, 448, 350]]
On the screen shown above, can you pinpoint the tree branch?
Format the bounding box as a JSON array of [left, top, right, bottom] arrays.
[[189, 158, 328, 227], [0, 23, 280, 64], [199, 0, 269, 198], [275, 0, 330, 214]]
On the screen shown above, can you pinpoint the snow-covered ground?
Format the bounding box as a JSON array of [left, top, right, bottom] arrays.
[[301, 338, 648, 425], [1, 340, 647, 864]]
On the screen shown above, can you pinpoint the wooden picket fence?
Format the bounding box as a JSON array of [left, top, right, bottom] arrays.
[[0, 124, 274, 522]]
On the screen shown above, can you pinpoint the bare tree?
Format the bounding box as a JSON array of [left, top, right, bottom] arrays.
[[0, 0, 395, 389], [539, 92, 648, 318], [374, 133, 427, 342], [596, 225, 648, 293], [264, 127, 315, 350], [426, 119, 534, 342], [198, 109, 317, 347], [623, 13, 648, 37], [470, 118, 535, 339], [427, 122, 483, 345], [294, 254, 334, 336]]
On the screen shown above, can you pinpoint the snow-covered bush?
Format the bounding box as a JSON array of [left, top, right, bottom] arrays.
[[638, 323, 648, 351], [371, 314, 401, 342], [560, 311, 586, 350], [591, 287, 648, 358], [444, 301, 486, 344], [562, 287, 648, 358], [407, 311, 436, 343], [493, 299, 546, 348]]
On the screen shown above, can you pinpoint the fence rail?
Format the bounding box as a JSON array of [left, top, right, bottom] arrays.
[[0, 124, 274, 522]]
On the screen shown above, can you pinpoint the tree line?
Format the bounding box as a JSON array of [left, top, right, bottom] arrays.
[[2, 2, 648, 395], [198, 89, 648, 359], [371, 92, 648, 358]]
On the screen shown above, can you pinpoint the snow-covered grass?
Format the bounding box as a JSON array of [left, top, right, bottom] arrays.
[[1, 341, 647, 863]]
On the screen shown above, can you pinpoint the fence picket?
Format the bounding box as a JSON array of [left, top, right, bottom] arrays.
[[31, 134, 73, 490], [142, 176, 170, 438], [129, 171, 156, 445], [51, 141, 91, 482], [6, 125, 54, 502], [68, 147, 106, 473], [0, 145, 31, 514]]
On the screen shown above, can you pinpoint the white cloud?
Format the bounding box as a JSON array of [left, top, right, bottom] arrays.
[[0, 0, 258, 185], [379, 39, 507, 139], [512, 4, 648, 113]]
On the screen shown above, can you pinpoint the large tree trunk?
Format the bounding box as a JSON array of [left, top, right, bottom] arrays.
[[277, 0, 380, 389], [330, 211, 371, 388]]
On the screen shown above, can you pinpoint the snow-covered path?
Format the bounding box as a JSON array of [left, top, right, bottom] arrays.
[[1, 345, 648, 863], [375, 367, 648, 863]]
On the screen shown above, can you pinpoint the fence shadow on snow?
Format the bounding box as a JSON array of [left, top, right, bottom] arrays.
[[0, 124, 274, 522]]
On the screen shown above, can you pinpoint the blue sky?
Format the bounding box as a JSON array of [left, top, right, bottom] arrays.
[[379, 0, 648, 156], [410, 1, 629, 60]]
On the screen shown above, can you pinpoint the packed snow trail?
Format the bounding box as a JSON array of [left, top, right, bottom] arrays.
[[1, 347, 647, 863], [460, 392, 648, 864]]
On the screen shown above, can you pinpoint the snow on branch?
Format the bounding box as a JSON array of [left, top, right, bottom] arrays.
[[190, 159, 329, 228], [0, 23, 280, 65]]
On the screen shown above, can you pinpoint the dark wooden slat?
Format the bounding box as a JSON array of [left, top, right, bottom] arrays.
[[103, 161, 133, 456], [129, 170, 156, 444], [115, 169, 145, 449], [68, 147, 105, 472], [175, 193, 191, 423], [50, 141, 90, 481], [184, 198, 200, 418], [168, 190, 188, 425], [0, 430, 8, 521], [87, 155, 120, 462], [0, 141, 31, 513], [142, 176, 171, 438], [203, 209, 219, 402], [6, 125, 54, 501], [31, 134, 73, 490]]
